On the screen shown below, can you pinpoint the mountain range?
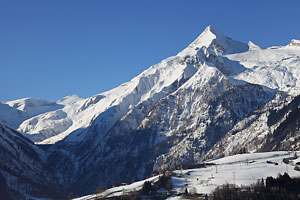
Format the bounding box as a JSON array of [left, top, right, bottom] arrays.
[[1, 25, 300, 199]]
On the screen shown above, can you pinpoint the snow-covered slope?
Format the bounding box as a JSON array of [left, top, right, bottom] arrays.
[[171, 151, 300, 196], [42, 26, 280, 195], [0, 97, 63, 129], [74, 151, 300, 199], [7, 25, 299, 145], [18, 95, 85, 143], [74, 175, 161, 200], [226, 43, 300, 95], [179, 25, 249, 56], [25, 26, 299, 195], [17, 55, 199, 144]]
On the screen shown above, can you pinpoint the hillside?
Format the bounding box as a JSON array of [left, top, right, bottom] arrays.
[[74, 151, 300, 199], [0, 121, 63, 199]]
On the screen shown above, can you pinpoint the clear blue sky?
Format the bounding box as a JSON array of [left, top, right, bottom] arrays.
[[1, 0, 300, 101]]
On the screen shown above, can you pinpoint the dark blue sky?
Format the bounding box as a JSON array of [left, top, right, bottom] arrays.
[[1, 0, 300, 101]]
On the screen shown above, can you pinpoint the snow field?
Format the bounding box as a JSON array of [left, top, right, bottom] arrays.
[[74, 151, 300, 199], [172, 151, 300, 194]]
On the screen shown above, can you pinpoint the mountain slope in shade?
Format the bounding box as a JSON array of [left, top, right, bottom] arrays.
[[205, 93, 300, 159], [0, 121, 63, 199]]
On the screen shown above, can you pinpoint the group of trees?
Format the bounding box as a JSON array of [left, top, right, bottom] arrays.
[[212, 173, 300, 200], [142, 174, 172, 195], [90, 174, 172, 200]]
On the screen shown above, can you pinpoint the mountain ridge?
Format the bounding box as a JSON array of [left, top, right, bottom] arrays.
[[5, 25, 300, 145], [0, 25, 300, 198]]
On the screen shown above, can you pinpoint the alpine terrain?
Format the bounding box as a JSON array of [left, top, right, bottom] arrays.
[[1, 25, 300, 199]]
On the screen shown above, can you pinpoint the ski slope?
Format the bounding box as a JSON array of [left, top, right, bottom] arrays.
[[172, 151, 300, 195], [74, 151, 300, 200]]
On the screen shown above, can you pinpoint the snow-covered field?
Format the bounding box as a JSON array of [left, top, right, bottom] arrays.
[[74, 175, 160, 200], [172, 151, 300, 195], [74, 151, 300, 200]]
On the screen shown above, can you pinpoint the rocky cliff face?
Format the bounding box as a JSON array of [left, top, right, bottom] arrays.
[[205, 93, 300, 159], [0, 121, 63, 199]]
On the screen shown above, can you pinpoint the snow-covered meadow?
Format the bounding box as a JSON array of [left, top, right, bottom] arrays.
[[74, 151, 300, 199]]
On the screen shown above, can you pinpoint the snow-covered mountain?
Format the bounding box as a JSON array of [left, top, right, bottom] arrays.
[[3, 25, 299, 146], [44, 26, 300, 195], [0, 97, 63, 129], [1, 25, 300, 197]]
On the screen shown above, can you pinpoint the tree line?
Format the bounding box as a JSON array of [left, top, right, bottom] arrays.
[[212, 173, 300, 200]]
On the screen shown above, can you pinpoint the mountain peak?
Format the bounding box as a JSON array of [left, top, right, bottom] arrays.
[[288, 39, 300, 47], [248, 41, 261, 50], [202, 25, 227, 39], [182, 25, 248, 56], [188, 25, 227, 50]]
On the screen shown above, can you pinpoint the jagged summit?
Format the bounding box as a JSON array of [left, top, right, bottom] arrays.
[[180, 25, 248, 56], [202, 25, 230, 41], [191, 25, 228, 48], [248, 41, 261, 50], [187, 25, 227, 50], [205, 25, 223, 35]]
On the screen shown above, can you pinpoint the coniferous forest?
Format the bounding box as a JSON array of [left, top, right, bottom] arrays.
[[212, 173, 300, 200]]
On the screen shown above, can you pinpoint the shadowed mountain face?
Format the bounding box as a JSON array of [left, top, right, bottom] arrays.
[[0, 122, 64, 199], [1, 26, 300, 197]]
